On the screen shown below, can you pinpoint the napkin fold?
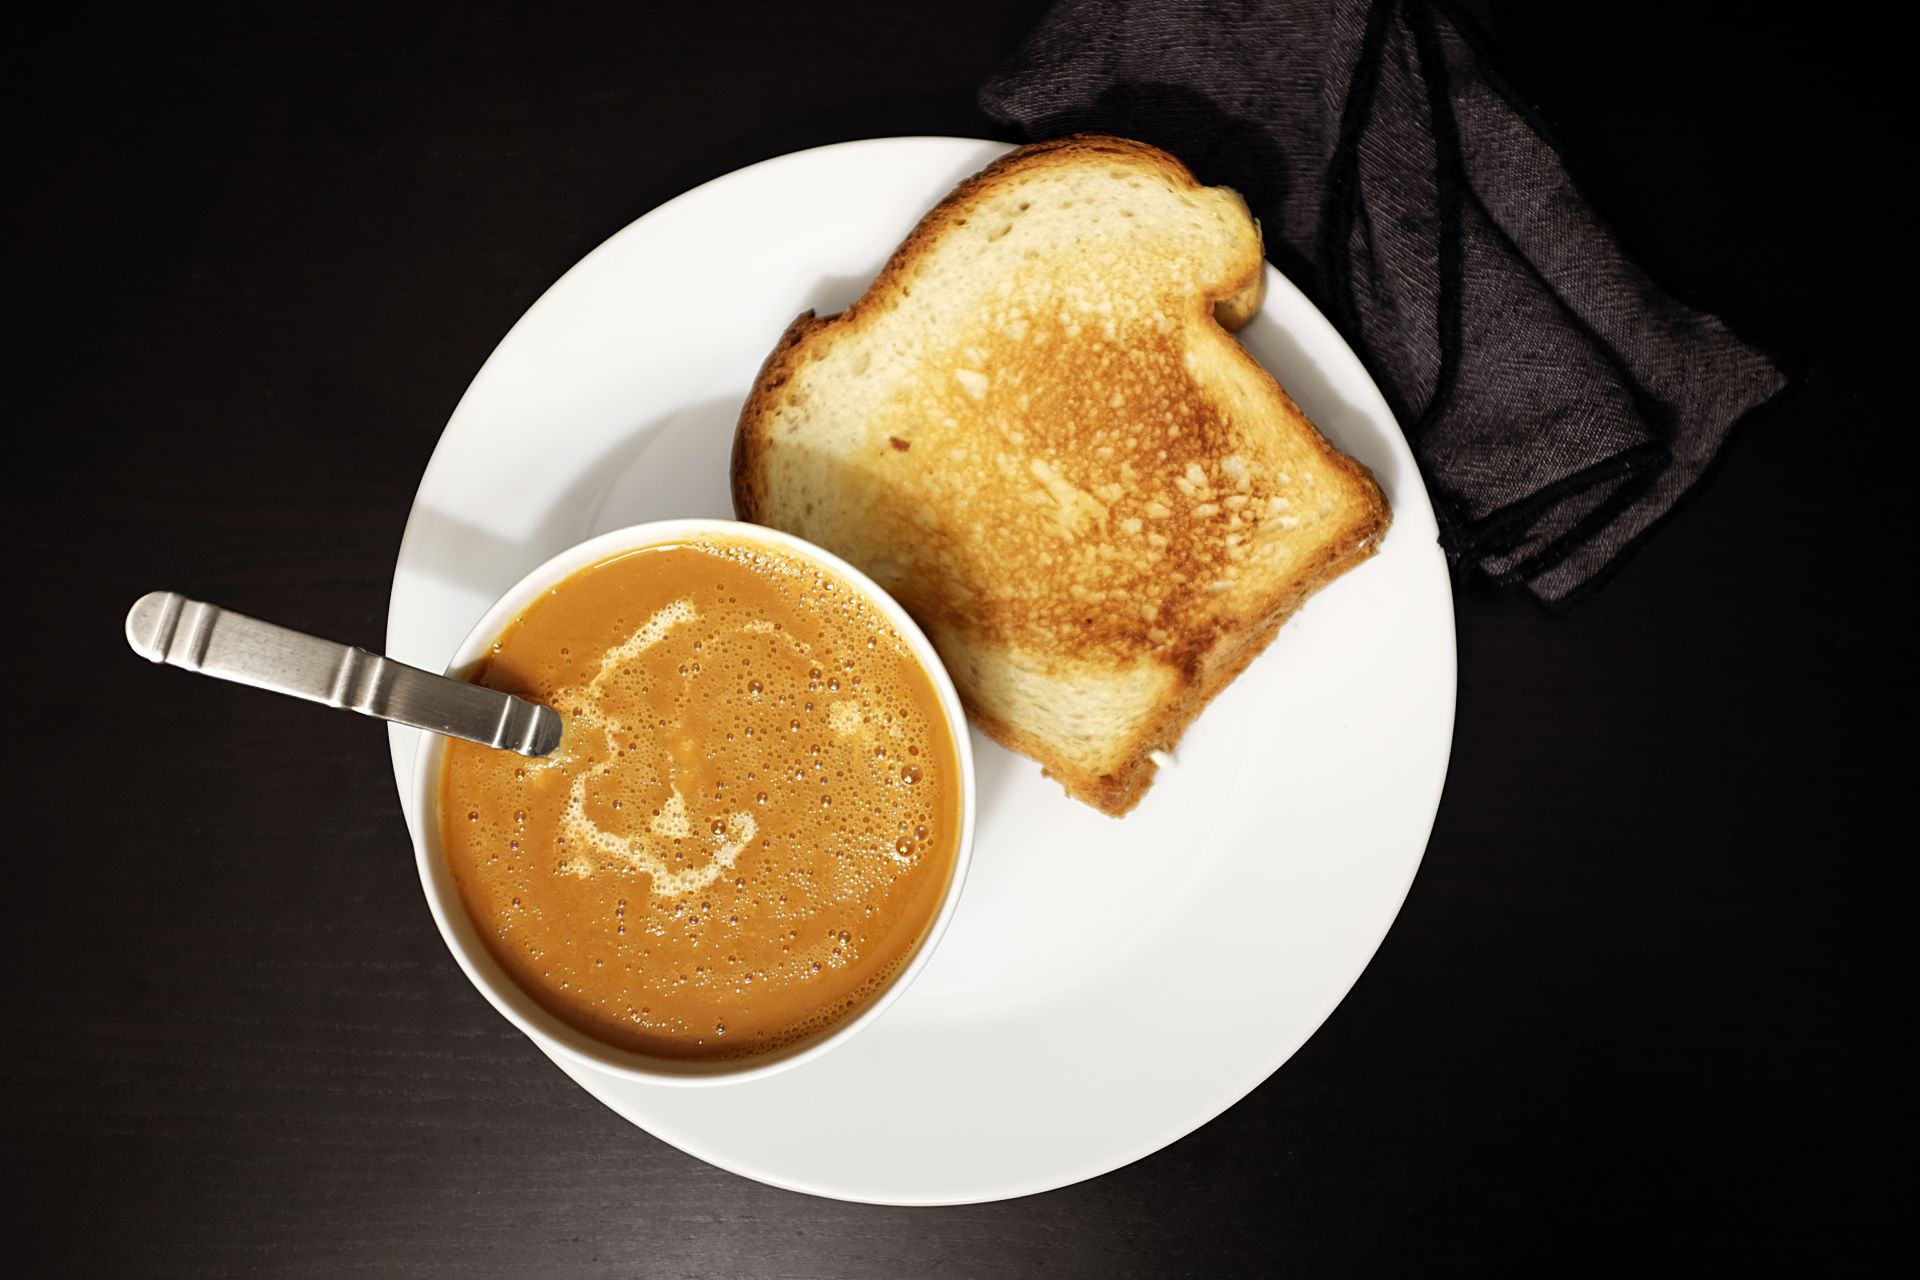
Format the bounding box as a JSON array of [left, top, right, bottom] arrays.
[[980, 0, 1788, 604]]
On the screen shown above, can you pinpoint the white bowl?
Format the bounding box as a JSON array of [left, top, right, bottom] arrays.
[[409, 518, 977, 1086]]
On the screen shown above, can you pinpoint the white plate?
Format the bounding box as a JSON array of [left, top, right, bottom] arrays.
[[387, 137, 1455, 1205]]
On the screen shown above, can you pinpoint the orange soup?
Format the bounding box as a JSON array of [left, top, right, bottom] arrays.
[[440, 537, 962, 1060]]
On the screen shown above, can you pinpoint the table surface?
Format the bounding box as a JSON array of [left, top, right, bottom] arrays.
[[5, 1, 1895, 1274]]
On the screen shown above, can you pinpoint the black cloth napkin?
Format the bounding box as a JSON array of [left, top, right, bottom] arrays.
[[980, 0, 1788, 605]]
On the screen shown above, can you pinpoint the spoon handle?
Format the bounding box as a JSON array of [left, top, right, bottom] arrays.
[[124, 590, 562, 757]]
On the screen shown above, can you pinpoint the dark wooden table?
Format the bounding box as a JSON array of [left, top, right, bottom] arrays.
[[7, 2, 1894, 1273]]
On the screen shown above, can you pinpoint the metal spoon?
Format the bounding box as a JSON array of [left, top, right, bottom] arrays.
[[124, 590, 561, 756]]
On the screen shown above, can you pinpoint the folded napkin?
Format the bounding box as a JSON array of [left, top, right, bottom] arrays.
[[980, 0, 1788, 604]]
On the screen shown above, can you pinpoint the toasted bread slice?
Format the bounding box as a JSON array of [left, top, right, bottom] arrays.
[[733, 136, 1389, 815]]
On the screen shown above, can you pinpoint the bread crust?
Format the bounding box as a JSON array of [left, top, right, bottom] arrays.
[[733, 135, 1389, 816]]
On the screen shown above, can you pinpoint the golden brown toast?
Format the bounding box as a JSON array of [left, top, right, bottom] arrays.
[[733, 136, 1390, 815]]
